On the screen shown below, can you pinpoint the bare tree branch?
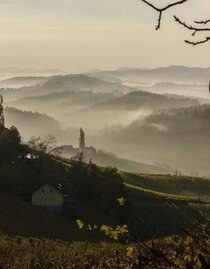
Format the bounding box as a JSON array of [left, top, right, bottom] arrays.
[[195, 19, 210, 25], [174, 16, 210, 35], [141, 0, 210, 45], [141, 0, 189, 30], [174, 15, 210, 45], [185, 37, 210, 46]]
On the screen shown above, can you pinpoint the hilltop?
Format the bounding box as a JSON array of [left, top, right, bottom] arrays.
[[0, 74, 131, 102]]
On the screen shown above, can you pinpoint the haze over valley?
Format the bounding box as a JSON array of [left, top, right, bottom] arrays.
[[2, 1, 210, 267], [2, 65, 210, 175]]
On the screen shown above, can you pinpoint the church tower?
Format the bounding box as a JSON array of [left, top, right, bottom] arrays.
[[79, 128, 85, 149]]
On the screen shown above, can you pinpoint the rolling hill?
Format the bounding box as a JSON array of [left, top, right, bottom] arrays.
[[0, 76, 49, 88], [4, 107, 76, 143], [95, 104, 210, 175], [93, 66, 210, 84], [0, 74, 132, 103], [61, 146, 174, 174], [93, 91, 198, 110]]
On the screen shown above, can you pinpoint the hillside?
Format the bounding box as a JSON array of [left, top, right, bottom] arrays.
[[126, 184, 208, 239], [96, 104, 210, 175], [61, 146, 173, 174], [122, 173, 210, 198], [1, 230, 210, 269], [0, 183, 208, 242], [0, 125, 209, 243], [4, 107, 70, 141], [0, 192, 112, 242]]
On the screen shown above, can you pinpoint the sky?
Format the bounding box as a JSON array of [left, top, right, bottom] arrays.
[[0, 0, 209, 72]]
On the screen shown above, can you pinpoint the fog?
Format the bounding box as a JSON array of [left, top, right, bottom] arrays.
[[2, 65, 210, 175]]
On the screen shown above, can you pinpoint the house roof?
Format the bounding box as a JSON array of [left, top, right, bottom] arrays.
[[32, 183, 64, 195]]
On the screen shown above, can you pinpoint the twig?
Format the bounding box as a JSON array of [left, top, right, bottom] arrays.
[[174, 15, 210, 45], [195, 19, 210, 25], [174, 16, 210, 35], [185, 37, 210, 46]]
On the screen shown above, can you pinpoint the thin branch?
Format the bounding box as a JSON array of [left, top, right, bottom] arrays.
[[174, 15, 210, 45], [141, 0, 189, 30], [185, 37, 210, 46], [195, 19, 210, 25], [174, 16, 210, 35]]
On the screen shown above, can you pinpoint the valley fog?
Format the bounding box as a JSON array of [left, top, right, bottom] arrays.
[[2, 65, 210, 176]]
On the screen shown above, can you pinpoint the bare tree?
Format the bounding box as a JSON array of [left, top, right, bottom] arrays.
[[28, 135, 61, 156], [141, 0, 210, 45]]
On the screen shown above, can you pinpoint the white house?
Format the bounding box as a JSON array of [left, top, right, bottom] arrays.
[[32, 184, 64, 213]]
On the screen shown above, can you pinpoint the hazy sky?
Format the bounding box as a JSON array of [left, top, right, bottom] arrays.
[[0, 0, 209, 71]]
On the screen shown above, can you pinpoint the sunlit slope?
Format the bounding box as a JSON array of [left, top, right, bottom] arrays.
[[122, 172, 210, 197]]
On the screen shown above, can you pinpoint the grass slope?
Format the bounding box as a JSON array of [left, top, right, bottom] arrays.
[[125, 184, 209, 239], [122, 173, 210, 197], [0, 192, 113, 242]]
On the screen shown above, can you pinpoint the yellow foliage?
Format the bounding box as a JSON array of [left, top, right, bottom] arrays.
[[116, 197, 127, 206], [75, 219, 84, 229], [126, 246, 134, 258]]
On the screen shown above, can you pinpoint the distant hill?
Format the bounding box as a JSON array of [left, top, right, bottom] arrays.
[[8, 90, 117, 112], [0, 74, 132, 102], [93, 91, 198, 111], [0, 76, 49, 88], [4, 107, 74, 142], [153, 81, 205, 89], [61, 146, 174, 174], [0, 67, 64, 79], [94, 66, 210, 84], [7, 90, 198, 122], [97, 104, 210, 175]]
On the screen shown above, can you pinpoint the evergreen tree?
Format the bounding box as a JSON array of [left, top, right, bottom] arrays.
[[0, 95, 5, 131]]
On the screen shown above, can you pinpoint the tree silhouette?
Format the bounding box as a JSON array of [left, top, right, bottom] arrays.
[[141, 0, 210, 45], [0, 95, 5, 131]]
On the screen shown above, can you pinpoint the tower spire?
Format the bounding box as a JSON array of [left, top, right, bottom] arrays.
[[79, 128, 85, 149]]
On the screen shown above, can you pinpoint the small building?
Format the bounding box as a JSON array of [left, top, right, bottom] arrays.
[[32, 184, 64, 213]]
